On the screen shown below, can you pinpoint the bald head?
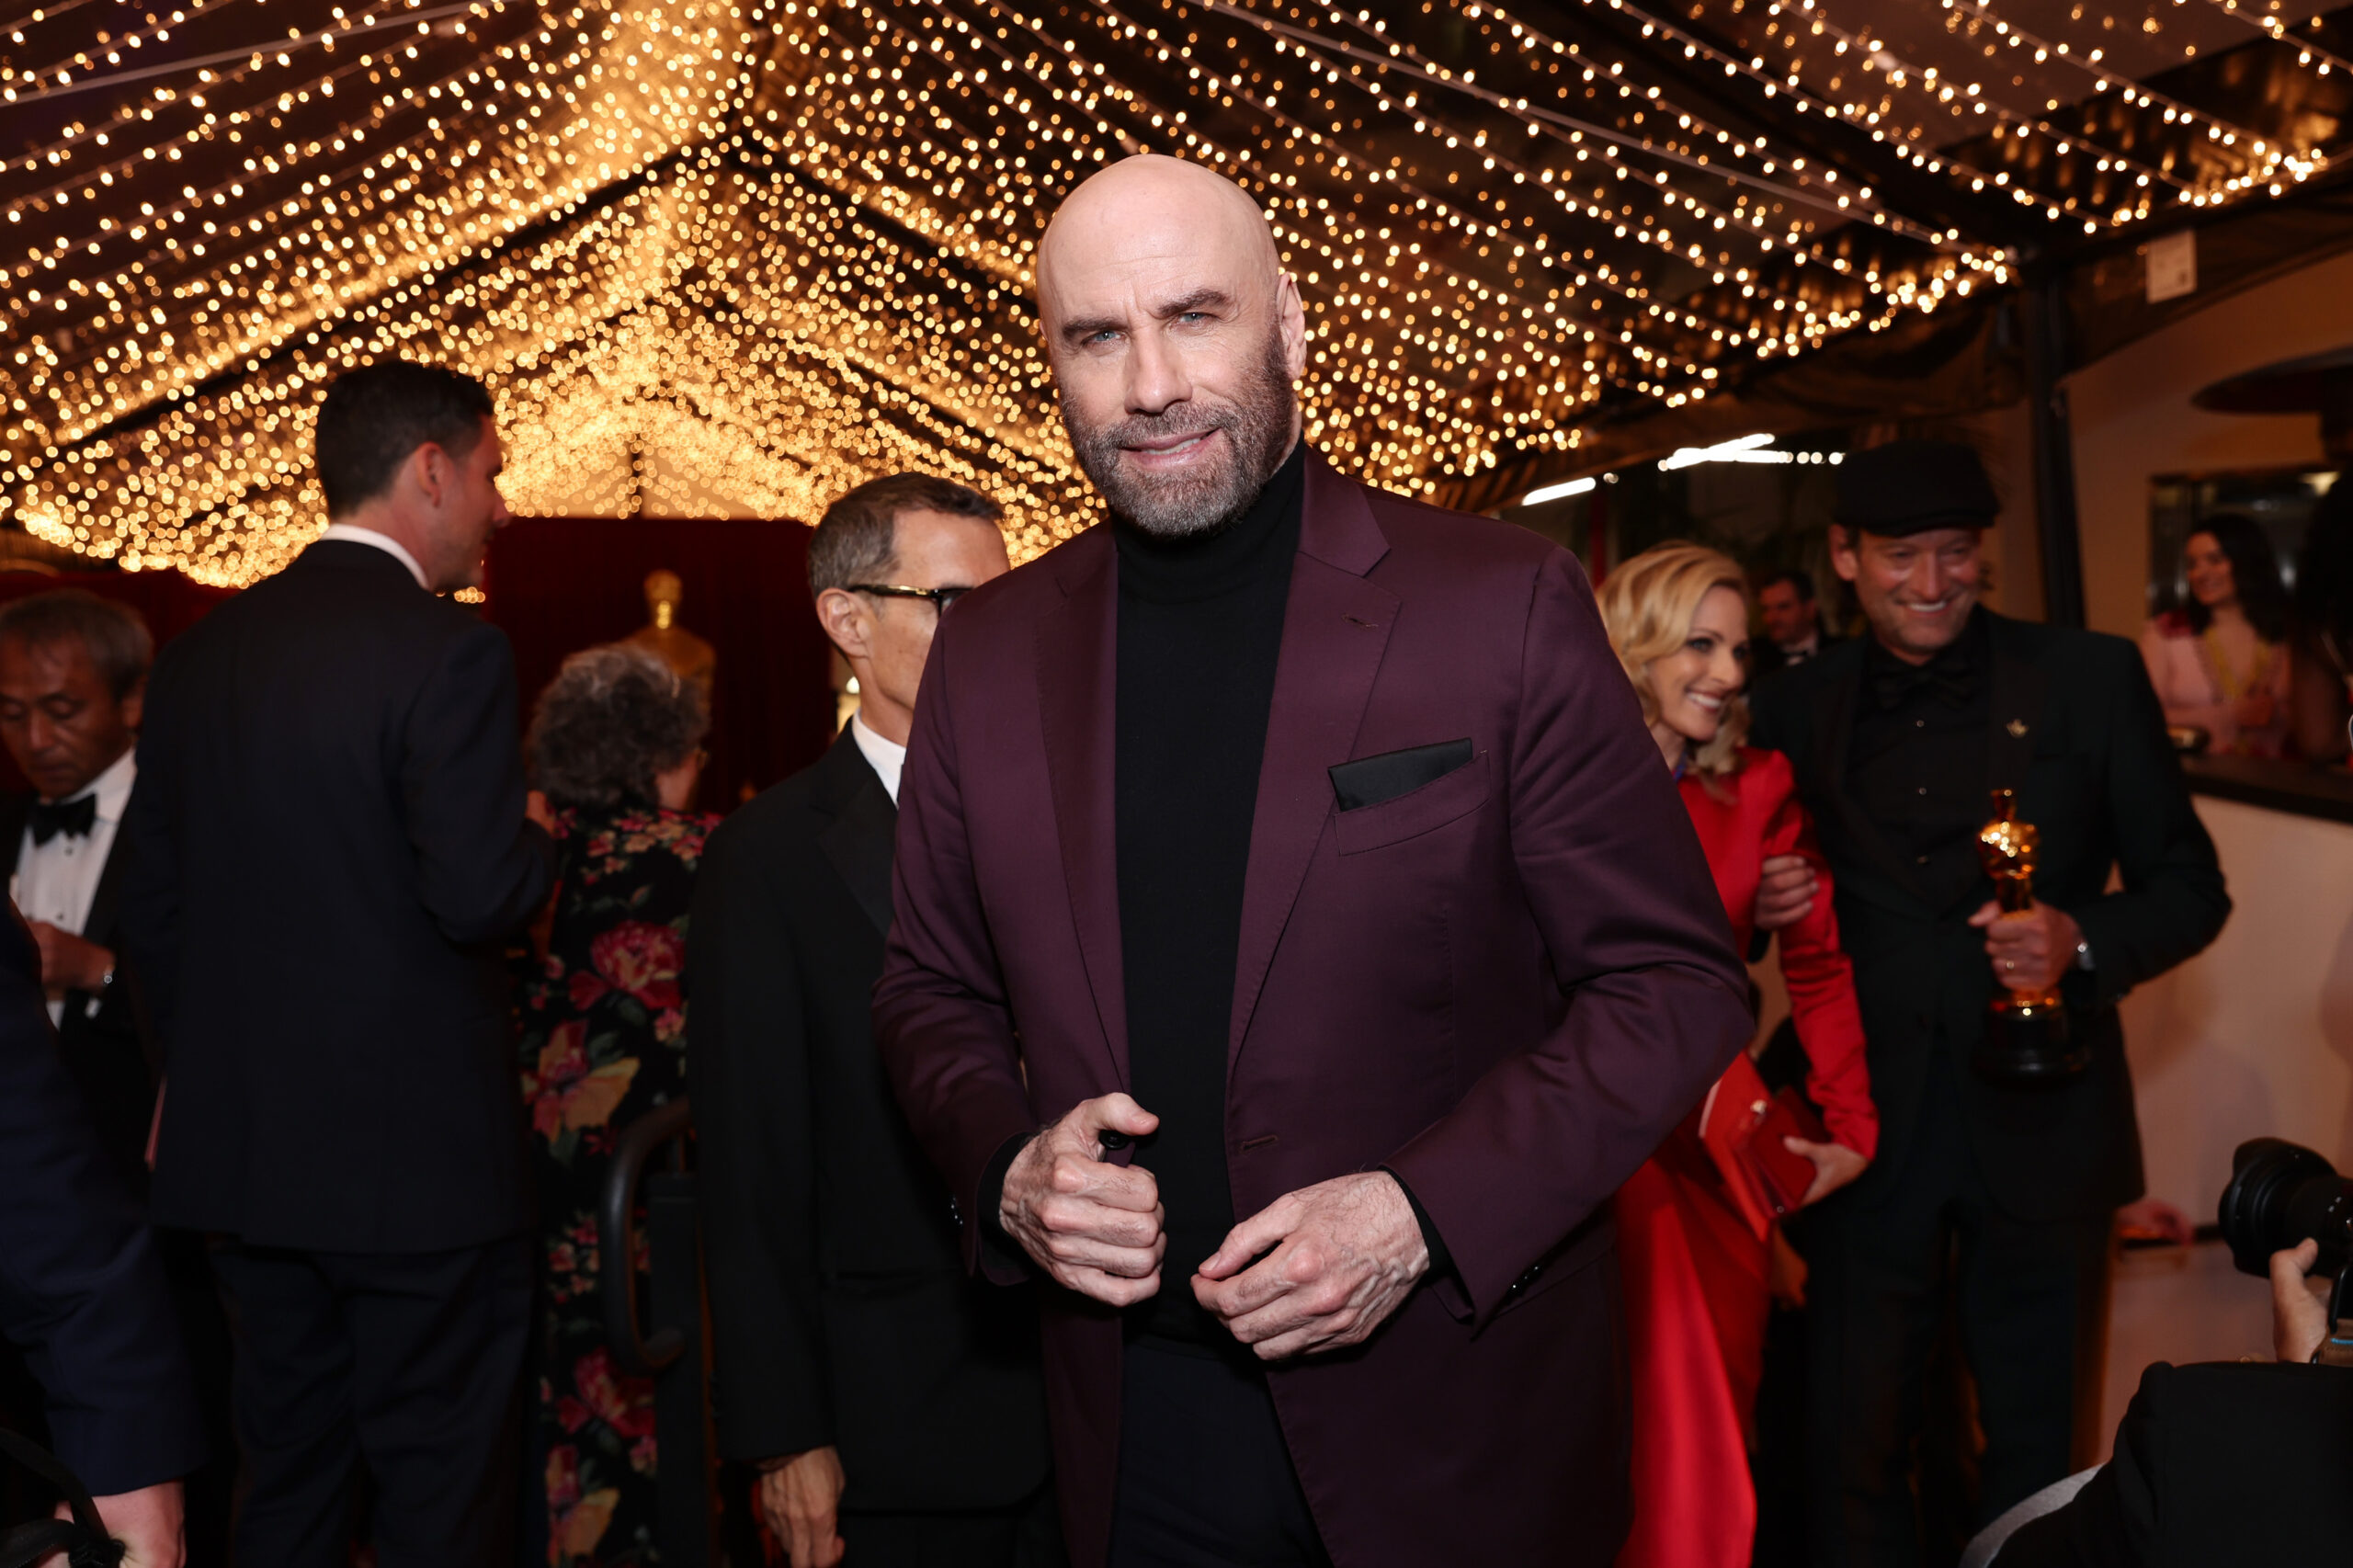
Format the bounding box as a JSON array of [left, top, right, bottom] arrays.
[[1036, 155, 1304, 540]]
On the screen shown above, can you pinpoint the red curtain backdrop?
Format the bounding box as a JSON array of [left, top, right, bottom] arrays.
[[483, 517, 835, 812]]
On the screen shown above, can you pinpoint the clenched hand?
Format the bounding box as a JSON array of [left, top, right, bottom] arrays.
[[1000, 1093, 1165, 1307], [1192, 1172, 1429, 1360]]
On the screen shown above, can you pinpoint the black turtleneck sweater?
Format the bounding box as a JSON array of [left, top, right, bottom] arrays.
[[1114, 442, 1305, 1347]]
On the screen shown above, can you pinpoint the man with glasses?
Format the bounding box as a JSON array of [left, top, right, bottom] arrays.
[[691, 474, 1059, 1568]]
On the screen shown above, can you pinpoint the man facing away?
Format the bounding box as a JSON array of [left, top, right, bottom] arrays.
[[692, 473, 1060, 1568], [873, 153, 1752, 1568], [1747, 440, 2230, 1566], [120, 359, 554, 1568]]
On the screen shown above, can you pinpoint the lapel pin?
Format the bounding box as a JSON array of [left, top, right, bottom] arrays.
[[2006, 719, 2029, 739]]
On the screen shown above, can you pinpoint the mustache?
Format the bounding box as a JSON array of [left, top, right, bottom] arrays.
[[1083, 403, 1237, 455]]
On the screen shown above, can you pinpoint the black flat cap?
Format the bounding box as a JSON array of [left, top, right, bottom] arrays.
[[1835, 439, 1999, 536]]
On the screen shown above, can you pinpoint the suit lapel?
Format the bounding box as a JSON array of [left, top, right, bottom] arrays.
[[1984, 614, 2048, 796], [1228, 458, 1397, 1071], [813, 737, 898, 939], [1810, 653, 1934, 903], [0, 795, 26, 878], [83, 828, 130, 946], [1036, 536, 1130, 1085]]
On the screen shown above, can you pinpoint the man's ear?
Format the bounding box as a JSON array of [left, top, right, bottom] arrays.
[[407, 441, 454, 511], [119, 676, 145, 733], [1826, 525, 1861, 584], [814, 588, 872, 664], [1275, 271, 1308, 383]]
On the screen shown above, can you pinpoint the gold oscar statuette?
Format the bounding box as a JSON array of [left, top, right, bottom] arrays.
[[1972, 790, 2090, 1085]]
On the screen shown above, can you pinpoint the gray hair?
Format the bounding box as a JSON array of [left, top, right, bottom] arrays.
[[0, 590, 154, 702], [526, 644, 708, 811], [807, 472, 1003, 597]]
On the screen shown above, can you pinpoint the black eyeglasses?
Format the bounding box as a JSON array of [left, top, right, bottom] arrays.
[[847, 584, 974, 616]]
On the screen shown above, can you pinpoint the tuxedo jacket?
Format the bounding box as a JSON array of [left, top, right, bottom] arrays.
[[1997, 1360, 2353, 1565], [1748, 613, 2229, 1221], [688, 733, 1051, 1511], [0, 909, 204, 1496], [119, 540, 553, 1253], [0, 793, 153, 1192], [1751, 628, 1845, 681], [874, 452, 1753, 1568]]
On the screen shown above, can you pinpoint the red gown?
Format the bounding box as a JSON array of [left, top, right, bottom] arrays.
[[1615, 746, 1878, 1568]]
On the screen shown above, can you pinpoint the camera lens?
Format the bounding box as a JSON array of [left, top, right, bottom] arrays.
[[2217, 1137, 2353, 1278]]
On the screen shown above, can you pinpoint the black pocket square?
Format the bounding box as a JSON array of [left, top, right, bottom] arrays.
[[1329, 739, 1475, 812]]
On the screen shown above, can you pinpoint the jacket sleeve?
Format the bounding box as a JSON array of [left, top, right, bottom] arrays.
[[687, 817, 835, 1463], [2070, 640, 2232, 1006], [1384, 548, 1754, 1326], [117, 655, 184, 1053], [0, 928, 205, 1495], [1756, 756, 1879, 1161], [871, 624, 1040, 1284], [400, 619, 554, 945]]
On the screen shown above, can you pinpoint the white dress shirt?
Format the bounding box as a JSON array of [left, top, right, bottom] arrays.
[[318, 523, 429, 590], [850, 713, 907, 806], [16, 747, 135, 1025]]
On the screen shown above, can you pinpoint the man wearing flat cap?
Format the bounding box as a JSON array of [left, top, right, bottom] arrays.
[[1749, 439, 2229, 1565]]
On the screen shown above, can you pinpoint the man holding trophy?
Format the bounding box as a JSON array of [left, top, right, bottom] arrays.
[[1748, 439, 2232, 1565]]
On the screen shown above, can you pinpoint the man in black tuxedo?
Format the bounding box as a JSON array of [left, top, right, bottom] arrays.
[[119, 360, 553, 1568], [0, 591, 154, 1201], [0, 590, 236, 1565], [691, 473, 1057, 1568], [1748, 440, 2230, 1566], [1751, 566, 1841, 679]]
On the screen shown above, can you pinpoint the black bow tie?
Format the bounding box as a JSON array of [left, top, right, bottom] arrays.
[[28, 793, 97, 846], [1870, 649, 1979, 711]]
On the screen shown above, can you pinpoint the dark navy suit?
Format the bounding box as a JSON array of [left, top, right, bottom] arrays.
[[0, 908, 204, 1497]]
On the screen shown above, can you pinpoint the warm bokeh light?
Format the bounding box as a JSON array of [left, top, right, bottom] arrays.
[[1, 0, 2339, 583]]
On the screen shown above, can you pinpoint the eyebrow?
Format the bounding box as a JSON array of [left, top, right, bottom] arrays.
[[1056, 286, 1240, 347]]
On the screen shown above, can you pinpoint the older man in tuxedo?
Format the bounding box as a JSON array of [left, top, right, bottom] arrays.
[[693, 473, 1058, 1568], [873, 154, 1751, 1568]]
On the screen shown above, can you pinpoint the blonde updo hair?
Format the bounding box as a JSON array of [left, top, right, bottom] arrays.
[[1596, 541, 1752, 784]]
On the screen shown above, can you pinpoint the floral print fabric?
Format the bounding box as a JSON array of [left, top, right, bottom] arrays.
[[518, 803, 715, 1566]]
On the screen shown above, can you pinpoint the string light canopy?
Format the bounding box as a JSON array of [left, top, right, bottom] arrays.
[[5, 0, 2351, 585]]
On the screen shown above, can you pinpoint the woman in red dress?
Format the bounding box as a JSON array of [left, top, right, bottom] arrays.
[[1597, 543, 1879, 1568]]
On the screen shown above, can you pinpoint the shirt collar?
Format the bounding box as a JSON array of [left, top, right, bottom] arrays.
[[49, 745, 136, 821], [317, 523, 430, 590], [849, 713, 906, 806]]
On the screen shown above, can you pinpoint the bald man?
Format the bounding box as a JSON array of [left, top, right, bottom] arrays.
[[874, 155, 1750, 1568]]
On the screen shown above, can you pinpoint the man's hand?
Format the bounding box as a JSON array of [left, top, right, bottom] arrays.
[[1966, 898, 2083, 994], [999, 1094, 1165, 1306], [1784, 1136, 1870, 1206], [27, 921, 111, 995], [525, 789, 558, 835], [50, 1480, 184, 1567], [2271, 1238, 2331, 1364], [1192, 1172, 1429, 1361], [757, 1447, 845, 1568], [1753, 853, 1817, 934]]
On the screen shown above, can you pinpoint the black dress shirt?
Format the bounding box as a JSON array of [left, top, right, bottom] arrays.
[[1849, 608, 1992, 915], [1112, 443, 1304, 1347]]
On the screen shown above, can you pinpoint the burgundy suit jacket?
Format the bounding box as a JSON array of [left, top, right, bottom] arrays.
[[874, 453, 1751, 1568]]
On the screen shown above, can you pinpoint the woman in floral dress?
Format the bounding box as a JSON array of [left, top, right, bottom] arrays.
[[517, 645, 718, 1567]]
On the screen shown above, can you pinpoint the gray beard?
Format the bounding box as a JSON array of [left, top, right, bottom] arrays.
[[1066, 335, 1295, 540]]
